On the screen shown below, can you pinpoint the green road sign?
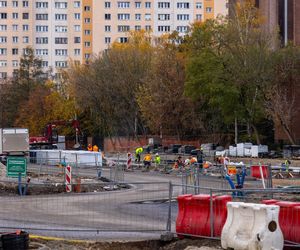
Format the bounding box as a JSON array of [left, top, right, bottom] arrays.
[[6, 157, 27, 177]]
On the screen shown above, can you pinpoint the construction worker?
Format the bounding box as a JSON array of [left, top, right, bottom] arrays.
[[135, 147, 143, 163], [93, 144, 99, 152], [174, 156, 184, 171], [154, 153, 161, 171], [143, 153, 152, 172], [87, 144, 92, 151]]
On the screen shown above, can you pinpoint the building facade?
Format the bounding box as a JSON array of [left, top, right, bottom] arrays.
[[0, 0, 228, 79]]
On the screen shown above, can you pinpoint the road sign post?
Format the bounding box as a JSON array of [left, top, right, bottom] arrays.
[[6, 157, 27, 178]]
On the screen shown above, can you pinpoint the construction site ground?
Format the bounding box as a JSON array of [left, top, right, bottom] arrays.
[[29, 237, 221, 250]]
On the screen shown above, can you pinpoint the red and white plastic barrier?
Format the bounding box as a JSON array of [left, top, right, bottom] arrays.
[[176, 194, 232, 237], [127, 152, 132, 170], [65, 165, 72, 192]]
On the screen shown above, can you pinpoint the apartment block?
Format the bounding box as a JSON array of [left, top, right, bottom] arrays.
[[94, 0, 228, 52], [0, 0, 228, 79]]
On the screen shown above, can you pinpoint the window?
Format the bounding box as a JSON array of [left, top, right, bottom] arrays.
[[145, 14, 151, 21], [118, 25, 130, 32], [12, 48, 18, 55], [0, 36, 6, 43], [177, 2, 190, 8], [177, 26, 189, 33], [135, 14, 141, 20], [74, 25, 81, 31], [36, 2, 48, 8], [0, 60, 7, 67], [12, 13, 18, 19], [84, 42, 90, 47], [118, 14, 130, 20], [22, 1, 29, 7], [0, 48, 7, 55], [55, 14, 67, 20], [206, 7, 212, 13], [0, 13, 7, 19], [158, 26, 170, 32], [55, 37, 68, 44], [119, 37, 128, 43], [118, 2, 130, 8], [36, 14, 48, 20], [84, 6, 91, 11], [0, 25, 6, 31], [84, 29, 91, 35], [158, 2, 170, 8], [55, 2, 67, 9], [135, 2, 141, 8], [74, 1, 80, 8], [36, 37, 48, 44], [74, 49, 80, 56], [12, 60, 18, 67], [36, 49, 48, 55], [55, 49, 68, 56], [145, 25, 151, 31], [23, 36, 29, 43], [23, 25, 29, 31], [105, 2, 111, 8], [74, 13, 80, 19], [12, 1, 18, 7], [55, 61, 68, 68], [196, 2, 202, 9], [12, 25, 18, 31], [36, 25, 48, 32], [12, 36, 18, 43], [158, 14, 170, 21], [145, 2, 151, 8], [23, 13, 29, 19], [105, 14, 111, 20], [74, 37, 81, 43], [105, 37, 111, 44], [55, 25, 67, 32], [84, 18, 91, 23], [177, 14, 189, 20], [41, 61, 48, 67], [135, 25, 141, 31], [0, 1, 6, 7], [105, 25, 111, 32], [196, 14, 202, 21], [0, 72, 7, 79]]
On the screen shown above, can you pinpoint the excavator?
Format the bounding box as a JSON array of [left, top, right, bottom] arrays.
[[29, 119, 83, 149]]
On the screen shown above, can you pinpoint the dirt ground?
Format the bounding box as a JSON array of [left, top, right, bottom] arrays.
[[29, 238, 221, 250]]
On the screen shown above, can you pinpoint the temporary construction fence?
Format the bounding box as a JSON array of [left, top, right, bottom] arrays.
[[171, 184, 300, 247], [0, 181, 172, 237], [1, 177, 300, 247]]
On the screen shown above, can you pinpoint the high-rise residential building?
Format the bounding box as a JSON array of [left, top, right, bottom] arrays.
[[0, 0, 228, 79]]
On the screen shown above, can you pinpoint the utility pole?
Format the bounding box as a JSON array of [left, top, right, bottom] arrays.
[[284, 0, 288, 46], [235, 116, 238, 145]]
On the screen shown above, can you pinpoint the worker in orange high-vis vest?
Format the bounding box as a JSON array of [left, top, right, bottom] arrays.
[[93, 145, 99, 152], [87, 144, 92, 151], [143, 153, 152, 172]]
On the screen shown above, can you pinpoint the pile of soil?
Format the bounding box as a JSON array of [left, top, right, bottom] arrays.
[[0, 181, 128, 196]]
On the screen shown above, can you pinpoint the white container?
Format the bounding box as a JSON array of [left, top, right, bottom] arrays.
[[237, 143, 244, 157], [229, 146, 237, 157], [221, 202, 284, 250]]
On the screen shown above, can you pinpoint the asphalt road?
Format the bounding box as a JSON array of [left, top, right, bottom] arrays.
[[0, 162, 246, 240]]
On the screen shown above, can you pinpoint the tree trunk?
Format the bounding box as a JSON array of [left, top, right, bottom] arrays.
[[251, 124, 261, 145], [281, 121, 296, 145]]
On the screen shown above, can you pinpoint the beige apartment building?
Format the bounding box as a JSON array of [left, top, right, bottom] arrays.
[[0, 0, 228, 79]]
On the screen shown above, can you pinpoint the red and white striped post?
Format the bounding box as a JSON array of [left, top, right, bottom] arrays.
[[127, 152, 132, 170], [65, 164, 72, 192]]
